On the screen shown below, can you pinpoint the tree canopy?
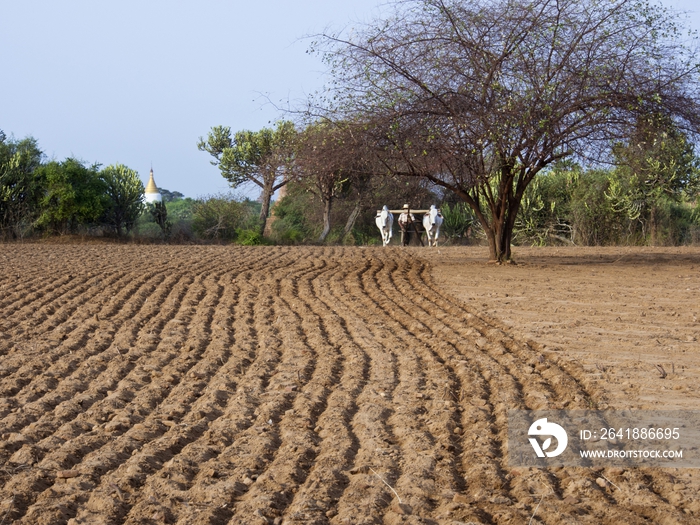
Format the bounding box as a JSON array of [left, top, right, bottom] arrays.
[[313, 0, 700, 260], [0, 136, 44, 239], [100, 163, 145, 236], [293, 121, 377, 241], [197, 121, 297, 234], [35, 159, 107, 234]]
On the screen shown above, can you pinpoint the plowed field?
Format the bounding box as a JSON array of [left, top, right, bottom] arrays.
[[0, 245, 698, 524]]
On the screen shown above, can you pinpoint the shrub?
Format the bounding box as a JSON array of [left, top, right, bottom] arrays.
[[191, 193, 252, 241], [235, 228, 268, 245], [440, 202, 475, 243]]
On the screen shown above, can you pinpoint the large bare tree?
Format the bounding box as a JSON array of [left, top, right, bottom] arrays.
[[315, 0, 700, 261]]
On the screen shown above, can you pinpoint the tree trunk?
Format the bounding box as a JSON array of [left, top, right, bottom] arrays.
[[258, 183, 274, 236], [456, 177, 521, 262], [479, 202, 518, 262], [484, 222, 499, 262], [318, 197, 333, 242], [341, 200, 362, 242]]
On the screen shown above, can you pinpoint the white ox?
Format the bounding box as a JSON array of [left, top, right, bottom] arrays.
[[422, 205, 443, 247], [375, 205, 394, 246]]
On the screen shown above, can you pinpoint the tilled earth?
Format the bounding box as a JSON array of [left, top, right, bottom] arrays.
[[0, 244, 697, 524]]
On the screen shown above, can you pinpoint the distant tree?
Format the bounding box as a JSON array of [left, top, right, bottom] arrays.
[[608, 115, 700, 244], [100, 163, 145, 236], [294, 121, 375, 241], [159, 188, 185, 202], [197, 121, 296, 235], [0, 136, 44, 239], [35, 158, 107, 234], [166, 197, 196, 221], [315, 0, 700, 261]]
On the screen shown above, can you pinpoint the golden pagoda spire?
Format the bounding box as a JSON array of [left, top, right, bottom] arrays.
[[144, 167, 162, 203], [145, 168, 158, 194]]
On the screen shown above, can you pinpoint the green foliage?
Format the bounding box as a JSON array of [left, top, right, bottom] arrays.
[[99, 164, 145, 236], [167, 197, 196, 222], [198, 121, 296, 233], [191, 193, 255, 241], [269, 187, 316, 243], [514, 167, 578, 245], [198, 121, 296, 187], [35, 158, 107, 234], [163, 197, 197, 241], [607, 117, 700, 244], [512, 167, 631, 246], [158, 188, 185, 203], [440, 202, 475, 242], [0, 136, 44, 239], [512, 159, 700, 247], [614, 116, 700, 200], [657, 201, 700, 245], [235, 229, 269, 245], [148, 201, 171, 239], [240, 198, 262, 223], [570, 170, 628, 245]]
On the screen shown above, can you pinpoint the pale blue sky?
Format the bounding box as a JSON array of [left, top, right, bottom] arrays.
[[1, 0, 698, 199]]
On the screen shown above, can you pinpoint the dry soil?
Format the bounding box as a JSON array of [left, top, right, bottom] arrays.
[[0, 244, 698, 524]]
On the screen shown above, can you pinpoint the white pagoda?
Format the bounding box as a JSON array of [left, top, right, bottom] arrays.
[[144, 168, 162, 203]]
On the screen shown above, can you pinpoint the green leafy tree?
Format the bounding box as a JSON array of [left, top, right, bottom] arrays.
[[99, 164, 145, 236], [269, 183, 316, 243], [35, 158, 107, 234], [159, 188, 185, 202], [608, 115, 700, 244], [198, 121, 296, 235], [570, 170, 627, 245], [167, 197, 195, 221], [0, 135, 44, 239]]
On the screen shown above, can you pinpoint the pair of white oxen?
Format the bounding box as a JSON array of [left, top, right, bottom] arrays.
[[375, 205, 443, 247]]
